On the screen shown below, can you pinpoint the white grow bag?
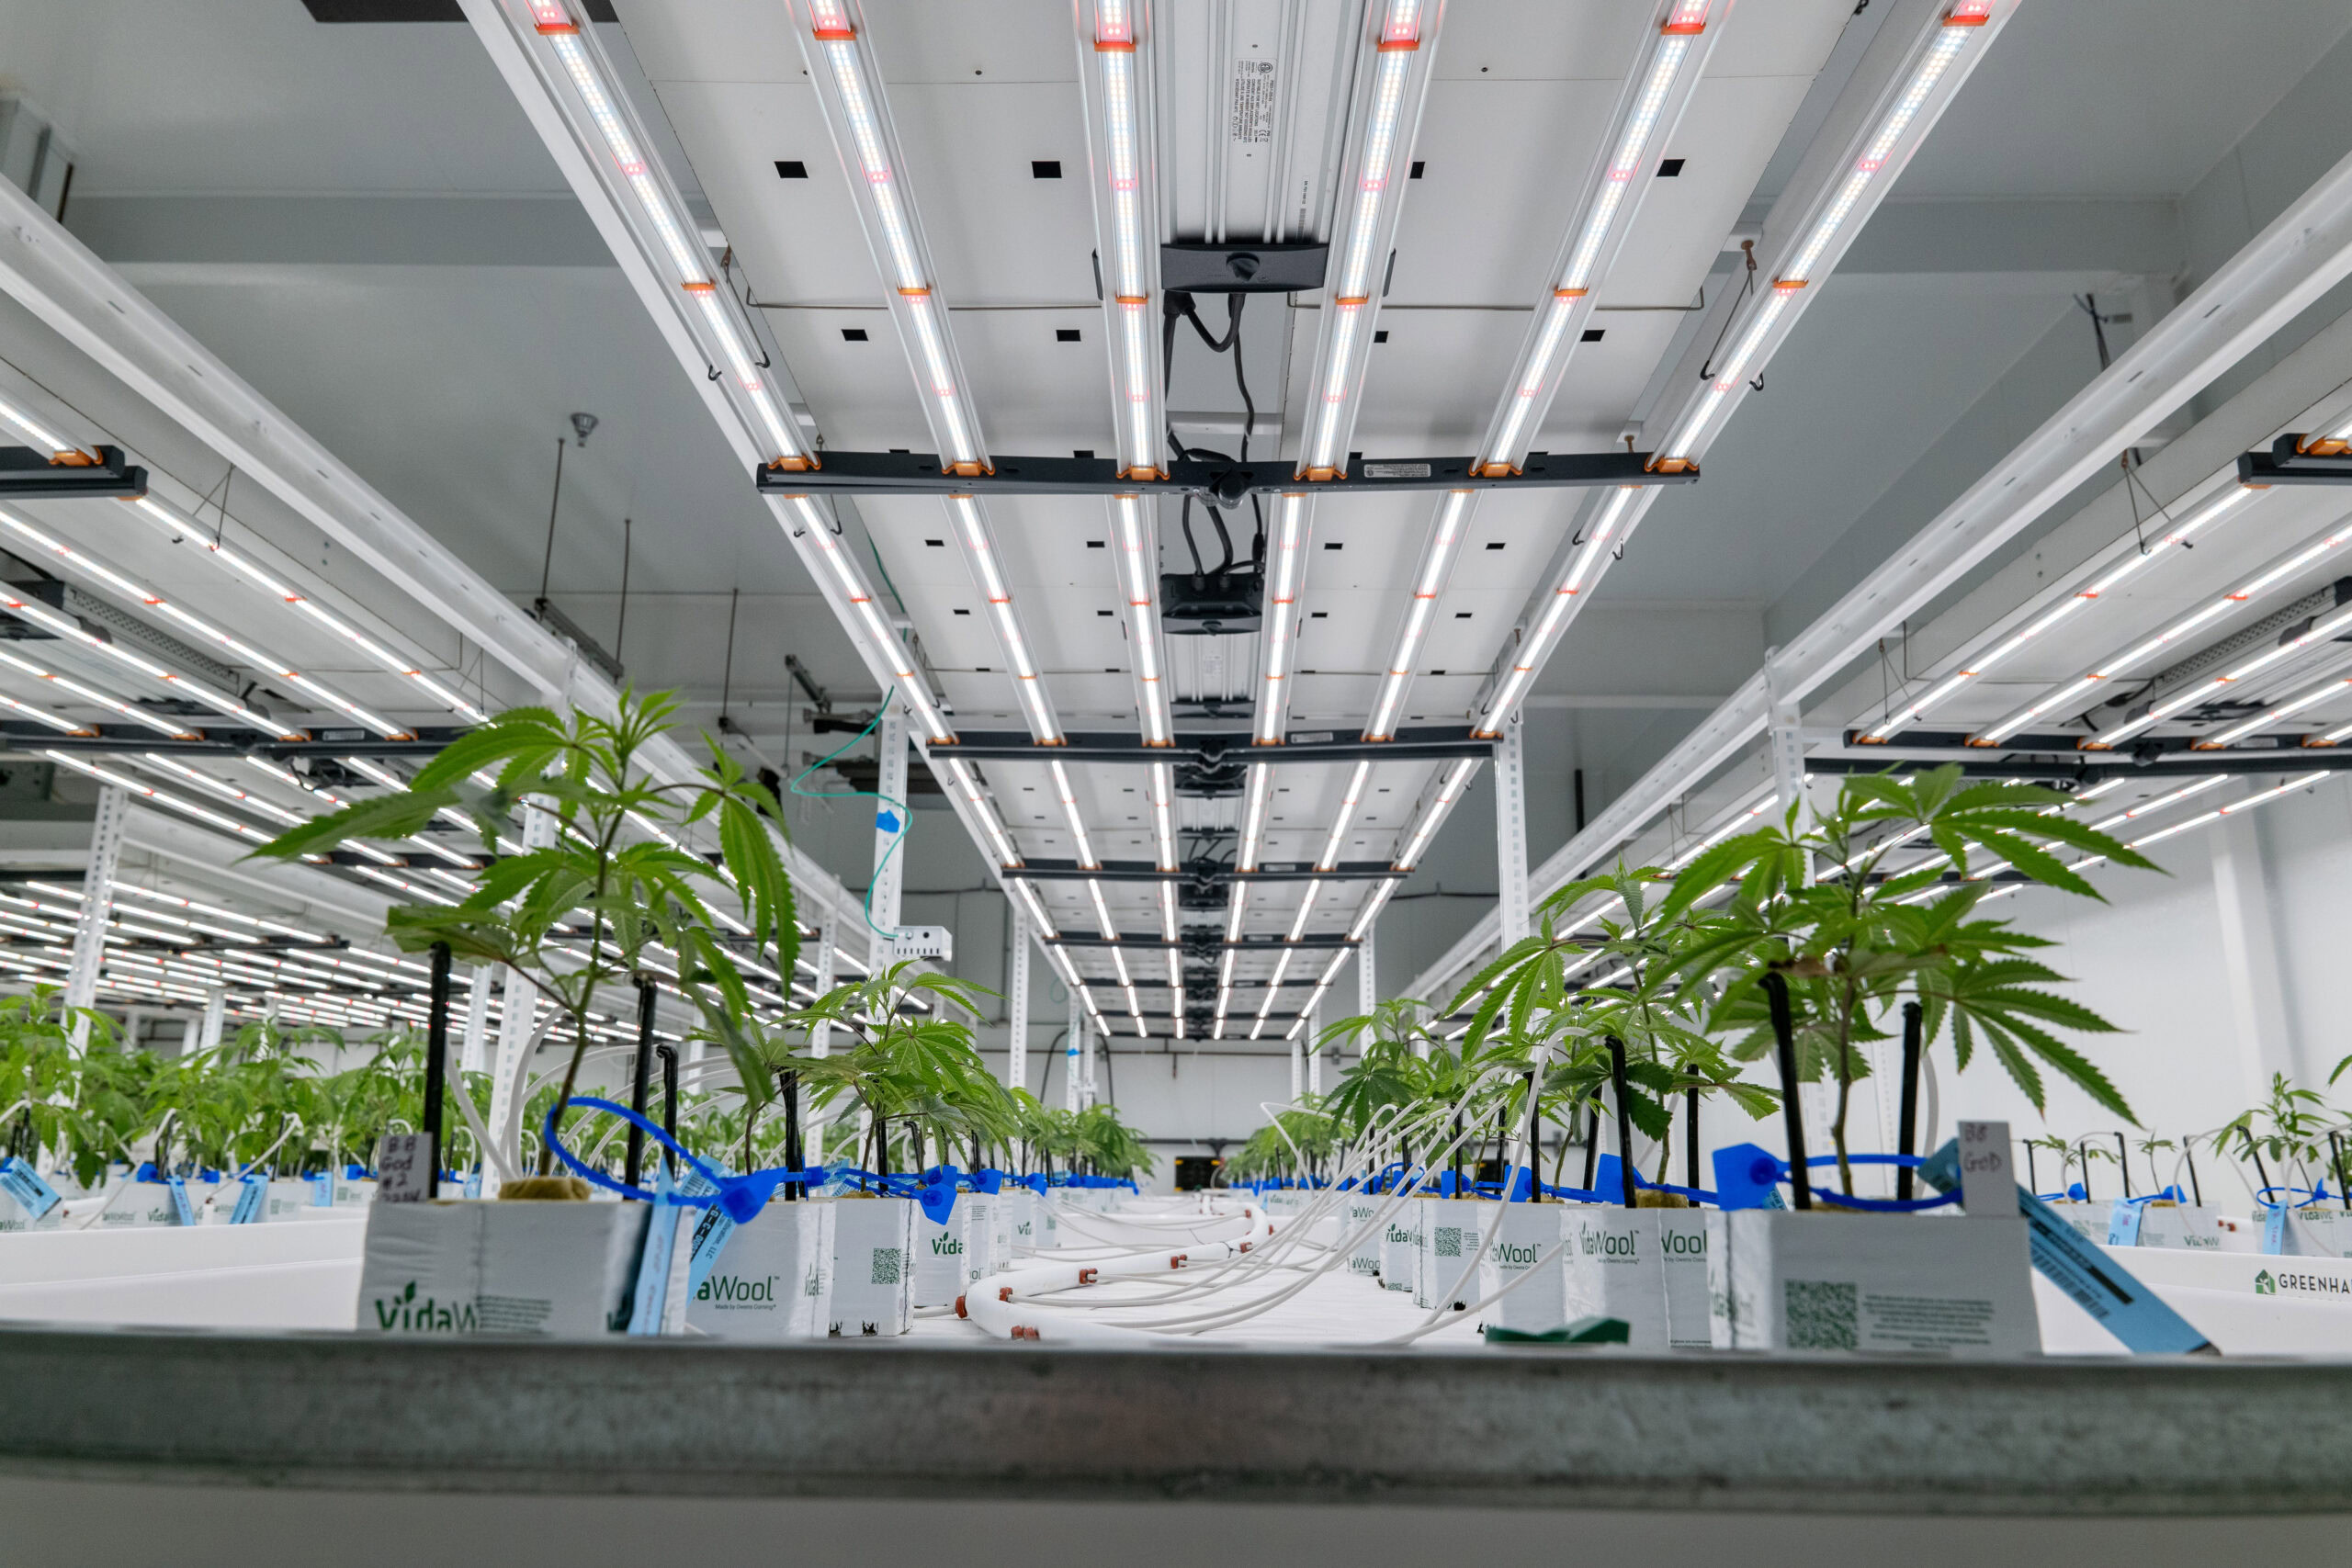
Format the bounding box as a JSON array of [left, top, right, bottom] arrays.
[[827, 1195, 916, 1337], [1559, 1207, 1673, 1349], [1344, 1192, 1382, 1280], [2109, 1199, 2225, 1251], [686, 1200, 833, 1341], [1706, 1210, 2040, 1355]]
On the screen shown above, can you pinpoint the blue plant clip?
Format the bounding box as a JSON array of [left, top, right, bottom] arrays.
[[1711, 1144, 1786, 1211]]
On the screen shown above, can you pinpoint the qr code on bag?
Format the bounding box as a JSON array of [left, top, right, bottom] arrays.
[[1435, 1226, 1462, 1258], [871, 1247, 904, 1286], [1784, 1280, 1858, 1349]]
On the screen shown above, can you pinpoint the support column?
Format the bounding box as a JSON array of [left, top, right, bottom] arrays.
[[1494, 716, 1531, 951], [1306, 1000, 1323, 1097], [196, 987, 226, 1056], [868, 701, 909, 971], [63, 784, 129, 1048], [1290, 1035, 1304, 1102], [807, 913, 840, 1164], [1766, 648, 1809, 874], [2211, 812, 2298, 1103], [485, 800, 557, 1190], [1006, 909, 1032, 1094], [1356, 926, 1377, 1028], [1064, 987, 1082, 1112], [461, 965, 494, 1074]]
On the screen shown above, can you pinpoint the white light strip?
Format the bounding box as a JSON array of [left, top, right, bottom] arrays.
[[798, 0, 984, 470], [43, 750, 277, 847], [521, 2, 806, 467], [2197, 669, 2352, 750], [782, 494, 953, 741], [0, 504, 410, 737], [1083, 0, 1164, 479], [1475, 486, 1640, 734], [126, 497, 490, 724], [947, 493, 1060, 742], [1254, 493, 1312, 743], [1050, 759, 1098, 869], [1297, 0, 1431, 478], [1365, 490, 1474, 740], [1237, 762, 1274, 871], [1112, 494, 1172, 745], [1866, 484, 2261, 738], [0, 581, 292, 737], [1480, 0, 1713, 471], [2102, 597, 2352, 748], [1394, 757, 1478, 871]]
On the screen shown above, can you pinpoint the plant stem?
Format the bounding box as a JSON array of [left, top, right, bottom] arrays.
[[1831, 974, 1858, 1196]]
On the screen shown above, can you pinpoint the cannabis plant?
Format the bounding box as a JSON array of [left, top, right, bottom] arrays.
[[1660, 764, 2156, 1194], [255, 690, 797, 1176]]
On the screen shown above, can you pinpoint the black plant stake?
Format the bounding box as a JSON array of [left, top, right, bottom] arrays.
[[655, 1045, 678, 1178], [423, 942, 452, 1198], [1607, 1036, 1637, 1209], [1896, 1000, 1922, 1201], [1761, 971, 1810, 1210], [624, 976, 657, 1189]]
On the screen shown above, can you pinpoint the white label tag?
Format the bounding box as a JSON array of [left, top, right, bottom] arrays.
[[1957, 1120, 2012, 1218], [375, 1132, 432, 1204]]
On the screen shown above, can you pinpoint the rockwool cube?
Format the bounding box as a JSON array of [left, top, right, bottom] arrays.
[[1480, 1201, 1567, 1334], [686, 1201, 833, 1341], [1378, 1196, 1426, 1293], [828, 1195, 915, 1337], [2109, 1199, 2225, 1250], [1413, 1197, 1486, 1311], [1344, 1191, 1383, 1280], [1561, 1207, 1673, 1349], [912, 1206, 967, 1308], [355, 1199, 649, 1336], [1706, 1210, 2041, 1355]]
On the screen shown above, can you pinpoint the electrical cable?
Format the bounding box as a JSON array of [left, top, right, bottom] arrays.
[[787, 704, 910, 941]]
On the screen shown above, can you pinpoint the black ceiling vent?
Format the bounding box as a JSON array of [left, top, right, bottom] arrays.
[[1160, 242, 1327, 294]]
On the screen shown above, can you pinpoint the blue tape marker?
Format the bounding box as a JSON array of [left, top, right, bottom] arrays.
[[0, 1155, 61, 1223], [1920, 1139, 2212, 1355]]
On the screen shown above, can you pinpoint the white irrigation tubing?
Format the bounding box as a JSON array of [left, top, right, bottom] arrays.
[[987, 1092, 1512, 1338], [200, 1116, 302, 1210]]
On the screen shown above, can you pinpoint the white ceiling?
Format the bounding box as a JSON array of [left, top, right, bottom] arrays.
[[5, 0, 2352, 1032]]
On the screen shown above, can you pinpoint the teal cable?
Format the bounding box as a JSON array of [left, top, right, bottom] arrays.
[[789, 703, 911, 942]]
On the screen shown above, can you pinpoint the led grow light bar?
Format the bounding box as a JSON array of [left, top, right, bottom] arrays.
[[1968, 506, 2352, 744], [1111, 494, 1172, 746], [1364, 489, 1473, 741], [124, 496, 489, 724], [1297, 0, 1444, 481], [1659, 2, 2002, 469], [0, 581, 292, 737], [1478, 0, 1719, 474], [1463, 0, 2017, 746], [2098, 594, 2352, 748], [1077, 0, 1165, 482], [1254, 492, 1312, 744], [789, 1, 1071, 761], [794, 0, 985, 474], [514, 1, 808, 468], [44, 750, 278, 848], [1860, 483, 2261, 739], [0, 504, 410, 738], [0, 645, 184, 737]]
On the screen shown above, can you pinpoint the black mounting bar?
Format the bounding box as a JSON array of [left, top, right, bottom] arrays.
[[931, 728, 1489, 764], [1045, 933, 1358, 951], [756, 448, 1688, 503], [1831, 730, 2352, 779], [1013, 859, 1397, 884], [2238, 434, 2352, 486], [0, 446, 147, 500], [2, 723, 468, 758]]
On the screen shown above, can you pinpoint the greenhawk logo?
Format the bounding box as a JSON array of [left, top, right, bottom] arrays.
[[2255, 1269, 2277, 1295]]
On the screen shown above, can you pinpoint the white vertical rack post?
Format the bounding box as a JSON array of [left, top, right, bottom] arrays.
[[63, 784, 128, 1049]]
